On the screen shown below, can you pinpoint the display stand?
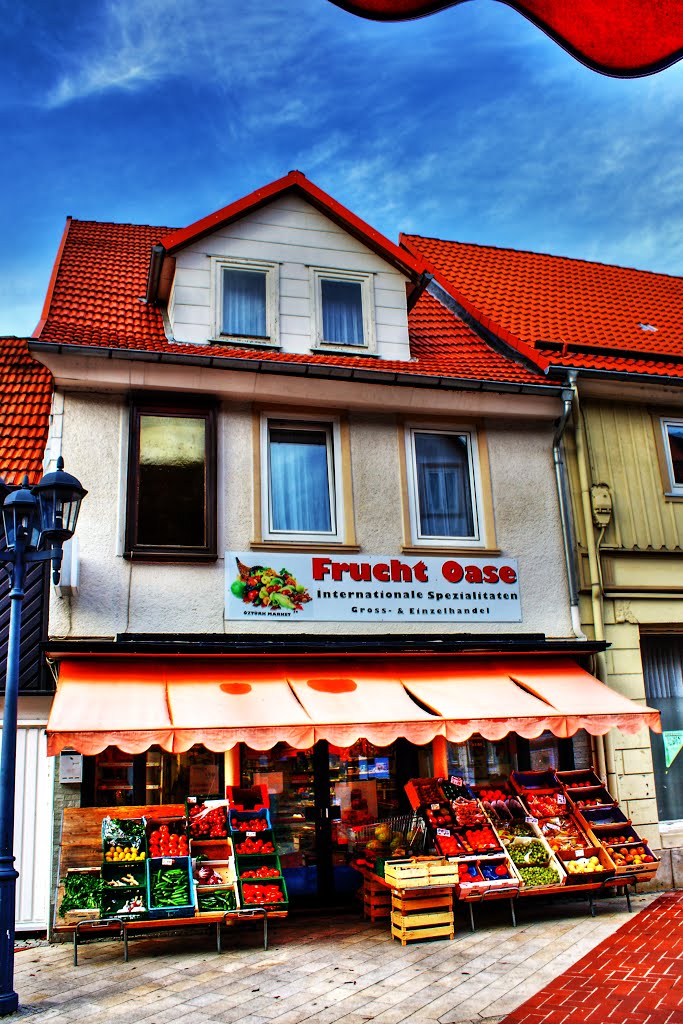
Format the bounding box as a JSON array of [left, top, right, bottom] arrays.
[[54, 804, 287, 963]]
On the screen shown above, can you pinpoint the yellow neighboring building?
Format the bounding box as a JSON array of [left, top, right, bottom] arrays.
[[401, 233, 683, 886], [566, 380, 683, 881]]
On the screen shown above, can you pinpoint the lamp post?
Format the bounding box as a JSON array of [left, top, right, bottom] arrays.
[[0, 457, 86, 1015]]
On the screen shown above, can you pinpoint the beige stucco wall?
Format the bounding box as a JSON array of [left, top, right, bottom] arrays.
[[47, 387, 574, 640]]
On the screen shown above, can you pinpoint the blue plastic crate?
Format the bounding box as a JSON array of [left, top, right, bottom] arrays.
[[146, 856, 195, 917], [229, 807, 272, 833]]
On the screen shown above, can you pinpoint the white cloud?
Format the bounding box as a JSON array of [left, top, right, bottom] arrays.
[[43, 0, 330, 108]]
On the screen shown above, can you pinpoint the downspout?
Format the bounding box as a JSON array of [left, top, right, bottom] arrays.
[[570, 375, 616, 795], [553, 377, 585, 640]]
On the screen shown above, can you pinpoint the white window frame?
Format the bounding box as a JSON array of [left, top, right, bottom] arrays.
[[405, 425, 485, 547], [211, 256, 279, 345], [310, 267, 376, 353], [260, 412, 345, 543], [661, 418, 683, 496]]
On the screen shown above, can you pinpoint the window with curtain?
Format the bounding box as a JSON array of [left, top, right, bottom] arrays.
[[222, 268, 267, 338], [662, 419, 683, 492], [267, 422, 336, 536], [410, 429, 477, 540], [321, 279, 364, 346]]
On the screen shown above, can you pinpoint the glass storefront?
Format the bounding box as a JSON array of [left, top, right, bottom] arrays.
[[84, 745, 223, 806]]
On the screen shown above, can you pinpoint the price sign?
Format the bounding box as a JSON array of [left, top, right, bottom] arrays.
[[187, 796, 197, 804], [246, 831, 257, 838], [431, 803, 441, 810], [525, 816, 537, 824], [545, 820, 561, 831], [450, 776, 464, 786], [162, 857, 173, 866], [557, 794, 566, 805], [575, 848, 585, 858], [436, 828, 451, 837]]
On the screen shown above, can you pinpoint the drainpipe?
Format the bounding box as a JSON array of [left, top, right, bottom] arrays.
[[553, 378, 585, 640], [570, 375, 617, 795]]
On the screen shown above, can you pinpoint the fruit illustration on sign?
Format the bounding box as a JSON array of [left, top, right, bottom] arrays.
[[232, 558, 312, 613]]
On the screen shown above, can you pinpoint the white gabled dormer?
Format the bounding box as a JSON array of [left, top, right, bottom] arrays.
[[146, 171, 428, 363]]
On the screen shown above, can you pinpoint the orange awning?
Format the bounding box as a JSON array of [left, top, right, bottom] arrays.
[[46, 654, 660, 756]]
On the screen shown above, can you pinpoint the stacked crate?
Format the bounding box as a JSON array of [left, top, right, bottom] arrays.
[[390, 887, 454, 945], [363, 876, 391, 921]]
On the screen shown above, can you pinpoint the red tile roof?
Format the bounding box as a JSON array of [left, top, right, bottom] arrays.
[[0, 337, 53, 484], [34, 217, 547, 389], [401, 235, 683, 380]]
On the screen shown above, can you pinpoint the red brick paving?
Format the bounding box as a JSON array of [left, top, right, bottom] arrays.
[[501, 891, 683, 1024]]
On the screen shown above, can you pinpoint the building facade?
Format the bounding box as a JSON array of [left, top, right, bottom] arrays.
[[26, 173, 664, 910]]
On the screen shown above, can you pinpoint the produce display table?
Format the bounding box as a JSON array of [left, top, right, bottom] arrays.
[[67, 906, 285, 964], [55, 804, 288, 962], [356, 863, 640, 937]]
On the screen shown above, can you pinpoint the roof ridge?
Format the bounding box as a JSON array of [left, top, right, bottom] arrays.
[[400, 232, 682, 282], [68, 218, 178, 232]]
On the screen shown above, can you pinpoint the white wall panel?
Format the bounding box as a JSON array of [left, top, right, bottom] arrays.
[[0, 723, 52, 930]]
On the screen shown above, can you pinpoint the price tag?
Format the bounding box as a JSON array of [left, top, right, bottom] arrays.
[[557, 794, 566, 805], [450, 776, 464, 786], [545, 820, 561, 831], [525, 816, 538, 824], [187, 796, 197, 804], [162, 857, 173, 865], [436, 828, 451, 837], [246, 831, 257, 838], [431, 803, 441, 810], [575, 848, 585, 858]]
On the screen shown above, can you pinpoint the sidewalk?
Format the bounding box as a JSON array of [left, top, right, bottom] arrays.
[[500, 890, 683, 1024], [8, 891, 678, 1024]]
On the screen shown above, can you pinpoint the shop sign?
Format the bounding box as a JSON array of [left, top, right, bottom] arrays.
[[225, 551, 521, 622]]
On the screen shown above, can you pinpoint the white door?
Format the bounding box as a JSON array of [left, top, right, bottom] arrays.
[[12, 724, 53, 930]]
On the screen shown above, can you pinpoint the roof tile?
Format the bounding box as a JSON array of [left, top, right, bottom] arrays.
[[401, 234, 683, 379], [0, 337, 53, 484], [36, 218, 545, 388]]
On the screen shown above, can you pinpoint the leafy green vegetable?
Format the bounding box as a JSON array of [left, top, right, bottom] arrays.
[[60, 872, 106, 914]]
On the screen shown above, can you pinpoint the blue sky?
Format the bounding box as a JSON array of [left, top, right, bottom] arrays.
[[1, 0, 681, 336]]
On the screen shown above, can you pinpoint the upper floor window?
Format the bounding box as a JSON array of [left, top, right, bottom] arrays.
[[662, 419, 683, 495], [260, 415, 344, 542], [126, 401, 216, 561], [213, 258, 278, 345], [312, 268, 375, 352], [405, 426, 483, 545]]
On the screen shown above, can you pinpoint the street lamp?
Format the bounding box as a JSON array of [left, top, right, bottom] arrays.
[[0, 457, 86, 1015]]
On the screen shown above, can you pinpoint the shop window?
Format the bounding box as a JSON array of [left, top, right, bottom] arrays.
[[661, 419, 683, 495], [83, 746, 223, 807], [213, 257, 279, 345], [642, 636, 683, 822], [447, 736, 516, 785], [405, 426, 485, 546], [311, 268, 375, 352], [259, 414, 349, 543], [125, 400, 216, 561]]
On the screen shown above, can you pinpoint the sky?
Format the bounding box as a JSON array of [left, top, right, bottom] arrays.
[[1, 0, 681, 337]]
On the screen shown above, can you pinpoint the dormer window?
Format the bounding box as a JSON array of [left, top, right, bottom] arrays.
[[311, 268, 375, 353], [212, 257, 278, 345]]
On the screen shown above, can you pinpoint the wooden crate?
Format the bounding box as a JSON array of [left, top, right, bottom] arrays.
[[391, 889, 453, 915], [364, 893, 391, 921], [390, 908, 454, 945]]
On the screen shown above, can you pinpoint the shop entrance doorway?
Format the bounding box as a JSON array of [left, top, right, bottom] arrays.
[[241, 739, 420, 906]]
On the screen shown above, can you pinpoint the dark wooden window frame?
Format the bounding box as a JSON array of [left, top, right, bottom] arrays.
[[125, 396, 217, 562]]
